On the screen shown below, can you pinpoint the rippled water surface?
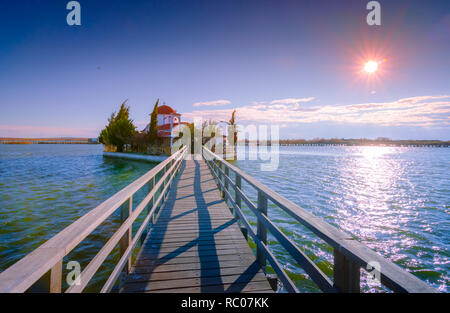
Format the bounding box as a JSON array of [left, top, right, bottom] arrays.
[[234, 145, 449, 292], [0, 144, 448, 292], [0, 144, 155, 291]]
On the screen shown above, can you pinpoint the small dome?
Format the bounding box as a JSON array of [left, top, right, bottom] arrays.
[[158, 105, 178, 115]]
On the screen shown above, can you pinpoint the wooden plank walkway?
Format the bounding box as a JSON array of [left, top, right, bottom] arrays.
[[121, 159, 273, 293]]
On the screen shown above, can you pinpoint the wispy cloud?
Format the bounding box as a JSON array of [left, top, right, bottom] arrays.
[[269, 97, 314, 105], [193, 99, 231, 107], [182, 95, 450, 128], [252, 101, 267, 106]]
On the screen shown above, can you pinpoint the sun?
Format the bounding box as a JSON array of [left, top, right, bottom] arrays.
[[364, 60, 379, 73]]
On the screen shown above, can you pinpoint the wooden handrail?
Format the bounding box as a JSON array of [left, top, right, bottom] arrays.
[[204, 158, 299, 292], [0, 146, 186, 293], [202, 146, 438, 293]]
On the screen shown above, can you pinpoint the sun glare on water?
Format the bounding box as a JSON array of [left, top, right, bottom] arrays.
[[364, 60, 379, 73]]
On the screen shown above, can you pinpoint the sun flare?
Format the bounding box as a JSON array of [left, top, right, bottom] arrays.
[[364, 60, 379, 73]]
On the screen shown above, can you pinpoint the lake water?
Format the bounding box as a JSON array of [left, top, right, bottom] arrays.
[[0, 144, 156, 291], [0, 144, 448, 292], [234, 145, 449, 292]]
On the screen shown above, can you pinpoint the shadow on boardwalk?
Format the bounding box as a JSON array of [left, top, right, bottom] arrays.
[[120, 159, 272, 293]]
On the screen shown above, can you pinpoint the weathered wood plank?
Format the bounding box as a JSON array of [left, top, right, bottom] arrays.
[[145, 234, 248, 244], [142, 281, 274, 293], [146, 236, 248, 246], [135, 251, 259, 267], [146, 233, 248, 242], [123, 273, 268, 293], [148, 223, 237, 232], [145, 242, 252, 254], [138, 247, 256, 262], [125, 266, 265, 284], [131, 259, 258, 274]]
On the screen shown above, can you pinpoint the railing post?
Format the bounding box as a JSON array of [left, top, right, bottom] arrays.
[[162, 165, 167, 201], [147, 178, 153, 214], [220, 163, 226, 198], [141, 178, 154, 245], [333, 250, 360, 293], [235, 174, 241, 220], [224, 166, 229, 201], [256, 191, 267, 268], [217, 161, 223, 195], [120, 196, 132, 277], [49, 259, 62, 293], [151, 176, 157, 224]]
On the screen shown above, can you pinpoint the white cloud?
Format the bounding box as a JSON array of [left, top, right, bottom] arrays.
[[182, 95, 450, 128], [252, 101, 267, 106], [269, 97, 314, 105], [193, 100, 231, 107]]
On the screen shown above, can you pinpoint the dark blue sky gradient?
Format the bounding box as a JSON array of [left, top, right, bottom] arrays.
[[0, 0, 449, 139]]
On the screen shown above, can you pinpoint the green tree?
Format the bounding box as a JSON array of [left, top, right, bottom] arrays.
[[148, 99, 159, 144], [99, 100, 136, 152]]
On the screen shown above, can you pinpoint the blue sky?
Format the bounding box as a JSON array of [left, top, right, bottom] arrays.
[[0, 0, 449, 139]]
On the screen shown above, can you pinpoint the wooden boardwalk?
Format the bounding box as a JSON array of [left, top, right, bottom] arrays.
[[120, 159, 273, 293]]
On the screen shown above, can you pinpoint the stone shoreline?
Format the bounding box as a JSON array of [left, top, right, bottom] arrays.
[[103, 151, 167, 163]]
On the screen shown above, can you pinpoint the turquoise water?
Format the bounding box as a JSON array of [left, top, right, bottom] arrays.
[[0, 144, 448, 292], [0, 144, 155, 291]]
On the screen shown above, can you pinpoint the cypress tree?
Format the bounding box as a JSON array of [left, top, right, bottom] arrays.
[[148, 99, 159, 144]]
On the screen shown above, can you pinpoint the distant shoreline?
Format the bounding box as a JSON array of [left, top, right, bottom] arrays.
[[240, 138, 450, 147], [0, 138, 99, 144], [1, 137, 449, 147]]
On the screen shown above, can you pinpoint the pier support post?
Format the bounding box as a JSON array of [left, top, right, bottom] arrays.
[[257, 191, 268, 268], [333, 250, 360, 293]]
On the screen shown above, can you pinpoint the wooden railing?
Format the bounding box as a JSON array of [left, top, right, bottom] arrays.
[[0, 146, 187, 293], [202, 146, 438, 293]]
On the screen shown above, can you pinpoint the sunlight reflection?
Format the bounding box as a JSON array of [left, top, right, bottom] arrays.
[[360, 145, 391, 159], [337, 146, 411, 247], [334, 146, 423, 291]]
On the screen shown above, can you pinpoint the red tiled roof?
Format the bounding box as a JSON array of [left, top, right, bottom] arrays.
[[158, 105, 180, 115]]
